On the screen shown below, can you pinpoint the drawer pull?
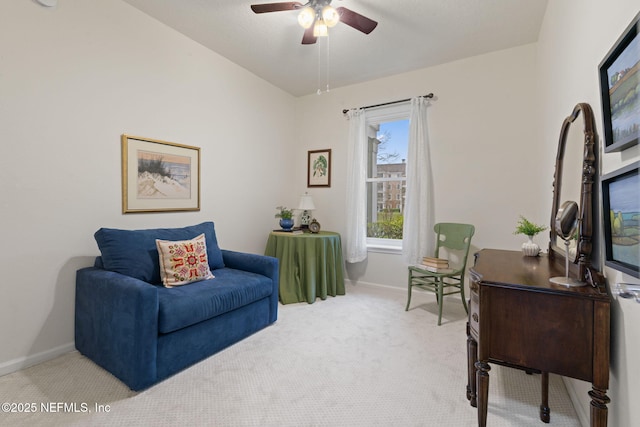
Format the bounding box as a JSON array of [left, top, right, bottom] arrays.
[[472, 313, 479, 322]]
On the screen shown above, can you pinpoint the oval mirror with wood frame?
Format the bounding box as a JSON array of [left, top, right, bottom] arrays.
[[549, 103, 597, 283]]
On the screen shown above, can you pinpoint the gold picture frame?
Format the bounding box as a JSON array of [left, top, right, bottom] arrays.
[[121, 134, 200, 213]]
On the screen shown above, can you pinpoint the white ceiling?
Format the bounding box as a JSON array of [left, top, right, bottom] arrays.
[[122, 0, 549, 97]]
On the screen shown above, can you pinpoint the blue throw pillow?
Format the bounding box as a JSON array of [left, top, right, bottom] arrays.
[[94, 222, 224, 284]]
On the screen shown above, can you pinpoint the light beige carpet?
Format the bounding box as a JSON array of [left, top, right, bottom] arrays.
[[0, 284, 581, 426]]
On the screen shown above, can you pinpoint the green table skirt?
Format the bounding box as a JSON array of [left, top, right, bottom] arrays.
[[265, 231, 346, 304]]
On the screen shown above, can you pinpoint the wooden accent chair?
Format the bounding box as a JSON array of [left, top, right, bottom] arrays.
[[406, 223, 475, 325]]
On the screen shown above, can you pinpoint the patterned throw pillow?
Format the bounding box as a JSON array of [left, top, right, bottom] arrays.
[[156, 233, 215, 288]]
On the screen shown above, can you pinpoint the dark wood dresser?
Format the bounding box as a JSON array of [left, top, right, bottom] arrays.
[[466, 249, 610, 427]]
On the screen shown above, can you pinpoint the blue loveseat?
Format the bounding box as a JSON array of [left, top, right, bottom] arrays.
[[75, 222, 278, 391]]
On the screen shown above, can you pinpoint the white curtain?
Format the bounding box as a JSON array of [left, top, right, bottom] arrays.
[[402, 97, 435, 264], [345, 109, 368, 263]]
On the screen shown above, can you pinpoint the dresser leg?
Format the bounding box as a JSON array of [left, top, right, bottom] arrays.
[[540, 371, 550, 423], [475, 361, 490, 427], [588, 387, 610, 427], [466, 323, 477, 407]]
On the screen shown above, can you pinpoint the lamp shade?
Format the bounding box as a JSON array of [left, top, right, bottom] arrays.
[[298, 193, 316, 210]]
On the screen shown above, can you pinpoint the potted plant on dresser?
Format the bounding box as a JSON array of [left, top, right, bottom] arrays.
[[514, 216, 547, 256]]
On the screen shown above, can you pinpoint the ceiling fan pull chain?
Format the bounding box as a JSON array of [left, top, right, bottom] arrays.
[[325, 35, 330, 93], [316, 36, 330, 95], [317, 38, 322, 95]]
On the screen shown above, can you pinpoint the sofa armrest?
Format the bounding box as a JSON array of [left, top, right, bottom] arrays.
[[221, 250, 278, 280], [221, 250, 279, 322], [75, 266, 159, 390]]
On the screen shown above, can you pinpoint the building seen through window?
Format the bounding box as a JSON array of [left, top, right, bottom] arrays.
[[366, 117, 409, 242]]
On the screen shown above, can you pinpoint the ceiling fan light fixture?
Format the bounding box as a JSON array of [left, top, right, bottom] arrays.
[[251, 1, 378, 45], [297, 6, 315, 29], [322, 6, 339, 27], [313, 18, 328, 37]]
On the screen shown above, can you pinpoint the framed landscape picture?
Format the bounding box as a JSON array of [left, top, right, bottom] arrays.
[[121, 134, 200, 213], [601, 161, 640, 278], [598, 11, 640, 153], [308, 149, 331, 187]]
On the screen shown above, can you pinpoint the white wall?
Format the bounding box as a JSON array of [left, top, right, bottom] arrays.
[[296, 2, 640, 425], [537, 1, 639, 426], [2, 3, 638, 425], [294, 44, 543, 288], [0, 0, 296, 373]]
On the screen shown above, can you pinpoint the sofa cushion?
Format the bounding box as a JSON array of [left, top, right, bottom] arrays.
[[157, 268, 273, 334], [156, 233, 215, 288], [94, 222, 224, 285]]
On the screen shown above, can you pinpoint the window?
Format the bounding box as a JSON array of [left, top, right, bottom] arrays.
[[364, 104, 410, 250], [346, 97, 431, 263]]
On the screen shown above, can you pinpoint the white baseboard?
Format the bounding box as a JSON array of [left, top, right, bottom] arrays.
[[346, 279, 406, 293], [0, 342, 76, 377], [562, 377, 589, 427]]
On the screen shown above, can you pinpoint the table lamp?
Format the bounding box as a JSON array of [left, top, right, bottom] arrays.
[[297, 192, 315, 229]]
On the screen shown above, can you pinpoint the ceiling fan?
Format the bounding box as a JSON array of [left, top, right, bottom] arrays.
[[251, 1, 378, 45]]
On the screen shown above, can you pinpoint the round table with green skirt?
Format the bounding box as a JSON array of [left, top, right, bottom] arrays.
[[264, 231, 346, 304]]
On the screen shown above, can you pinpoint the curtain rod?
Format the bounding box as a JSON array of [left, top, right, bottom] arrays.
[[342, 93, 434, 115]]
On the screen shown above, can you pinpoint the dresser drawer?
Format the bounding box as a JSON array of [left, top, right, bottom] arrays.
[[469, 288, 480, 340]]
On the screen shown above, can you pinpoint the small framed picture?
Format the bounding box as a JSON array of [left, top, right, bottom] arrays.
[[601, 161, 640, 278], [598, 11, 640, 153], [308, 149, 331, 187], [121, 134, 200, 213]]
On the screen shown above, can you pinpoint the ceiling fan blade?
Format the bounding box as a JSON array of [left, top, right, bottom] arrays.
[[336, 7, 378, 34], [251, 2, 303, 14], [301, 26, 317, 44]]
